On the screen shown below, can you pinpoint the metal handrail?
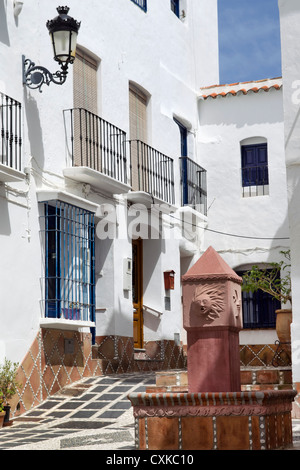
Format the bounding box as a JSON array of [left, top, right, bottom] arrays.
[[143, 304, 163, 316]]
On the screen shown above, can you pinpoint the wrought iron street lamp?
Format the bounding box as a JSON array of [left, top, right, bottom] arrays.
[[23, 6, 80, 92]]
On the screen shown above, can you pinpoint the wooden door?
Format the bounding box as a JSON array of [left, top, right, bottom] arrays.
[[132, 239, 143, 349]]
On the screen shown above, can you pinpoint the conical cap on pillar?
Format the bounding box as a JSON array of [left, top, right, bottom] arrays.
[[182, 246, 242, 284]]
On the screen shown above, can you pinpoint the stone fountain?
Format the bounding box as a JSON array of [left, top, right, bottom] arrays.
[[128, 247, 296, 450]]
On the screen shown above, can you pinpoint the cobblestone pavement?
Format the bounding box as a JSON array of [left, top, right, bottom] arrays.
[[0, 372, 156, 451], [0, 372, 300, 451]]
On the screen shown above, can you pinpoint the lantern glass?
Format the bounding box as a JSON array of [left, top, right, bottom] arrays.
[[51, 29, 78, 65]]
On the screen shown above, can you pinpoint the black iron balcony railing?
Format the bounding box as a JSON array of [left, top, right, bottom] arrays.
[[0, 92, 22, 172], [129, 140, 175, 205], [180, 156, 207, 215], [242, 164, 269, 197], [64, 108, 128, 185]]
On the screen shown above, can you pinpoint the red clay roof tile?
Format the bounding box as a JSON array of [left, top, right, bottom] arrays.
[[199, 77, 282, 100]]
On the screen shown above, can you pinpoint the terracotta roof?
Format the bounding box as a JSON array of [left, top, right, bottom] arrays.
[[199, 77, 282, 100]]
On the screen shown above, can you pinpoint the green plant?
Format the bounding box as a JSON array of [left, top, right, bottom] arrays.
[[0, 358, 21, 405], [242, 250, 292, 305], [0, 392, 4, 413]]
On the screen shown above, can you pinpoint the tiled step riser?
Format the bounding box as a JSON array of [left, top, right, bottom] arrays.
[[154, 369, 293, 392], [241, 369, 292, 387]]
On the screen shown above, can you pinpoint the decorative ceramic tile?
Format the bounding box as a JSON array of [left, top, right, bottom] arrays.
[[10, 330, 186, 418]]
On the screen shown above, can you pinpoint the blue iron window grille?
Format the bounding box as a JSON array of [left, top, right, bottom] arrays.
[[42, 201, 95, 326], [131, 0, 147, 12], [241, 143, 268, 188], [171, 0, 180, 17], [237, 270, 281, 329]]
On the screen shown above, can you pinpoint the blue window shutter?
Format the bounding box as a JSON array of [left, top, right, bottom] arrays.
[[45, 204, 61, 318], [237, 270, 280, 329], [131, 0, 147, 12], [171, 0, 180, 17], [241, 143, 268, 187]]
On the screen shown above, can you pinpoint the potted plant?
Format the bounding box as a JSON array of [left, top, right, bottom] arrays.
[[0, 393, 5, 428], [241, 250, 292, 350], [0, 358, 21, 424]]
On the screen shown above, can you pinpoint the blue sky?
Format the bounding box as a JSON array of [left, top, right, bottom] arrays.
[[218, 0, 282, 84]]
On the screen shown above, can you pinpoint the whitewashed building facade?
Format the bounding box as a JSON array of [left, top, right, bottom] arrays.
[[0, 0, 219, 414], [0, 0, 292, 417], [198, 77, 290, 353]]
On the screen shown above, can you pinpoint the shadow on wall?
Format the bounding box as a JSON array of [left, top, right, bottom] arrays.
[[0, 184, 11, 235], [0, 0, 10, 46], [23, 91, 45, 171], [198, 91, 283, 129]]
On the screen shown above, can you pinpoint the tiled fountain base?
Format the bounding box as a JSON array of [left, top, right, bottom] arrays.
[[128, 390, 296, 450]]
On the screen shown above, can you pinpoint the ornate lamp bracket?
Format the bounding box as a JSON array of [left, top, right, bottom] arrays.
[[22, 56, 68, 93]]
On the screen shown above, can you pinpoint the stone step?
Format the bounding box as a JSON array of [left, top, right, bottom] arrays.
[[241, 367, 292, 387], [153, 367, 293, 392]]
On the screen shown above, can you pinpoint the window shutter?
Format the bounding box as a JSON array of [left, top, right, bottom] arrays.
[[73, 49, 98, 166], [73, 49, 98, 114], [241, 143, 268, 187], [129, 85, 148, 191], [129, 85, 147, 142]]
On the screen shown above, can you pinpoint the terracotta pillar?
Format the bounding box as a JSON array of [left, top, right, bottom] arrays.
[[182, 246, 243, 393]]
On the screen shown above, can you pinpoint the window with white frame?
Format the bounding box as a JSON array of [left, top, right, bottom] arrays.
[[42, 201, 95, 324], [237, 269, 280, 329], [241, 138, 269, 197]]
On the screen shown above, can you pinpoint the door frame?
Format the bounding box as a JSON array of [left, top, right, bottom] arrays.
[[132, 238, 143, 349]]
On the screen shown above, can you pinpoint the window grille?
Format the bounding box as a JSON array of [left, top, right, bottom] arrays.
[[180, 156, 207, 216], [241, 143, 269, 196], [0, 92, 22, 172], [131, 0, 147, 12], [237, 270, 281, 329], [42, 201, 95, 324]]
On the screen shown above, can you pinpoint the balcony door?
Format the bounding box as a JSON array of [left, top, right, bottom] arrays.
[[132, 238, 143, 349], [129, 85, 148, 192]]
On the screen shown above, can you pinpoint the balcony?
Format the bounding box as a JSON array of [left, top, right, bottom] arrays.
[[128, 140, 175, 206], [63, 108, 131, 195], [0, 92, 23, 183], [180, 156, 207, 216], [63, 109, 175, 205]]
